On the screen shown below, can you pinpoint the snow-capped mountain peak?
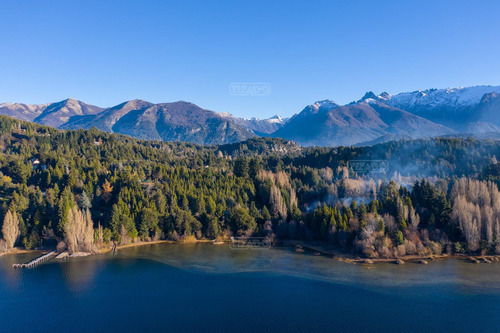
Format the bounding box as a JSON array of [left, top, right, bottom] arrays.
[[214, 111, 288, 134], [218, 112, 286, 124], [312, 99, 338, 111], [356, 91, 392, 104], [378, 92, 391, 100], [219, 111, 232, 118], [386, 85, 500, 111], [267, 115, 284, 124]]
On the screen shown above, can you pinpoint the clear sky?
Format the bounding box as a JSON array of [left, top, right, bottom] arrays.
[[1, 0, 499, 118]]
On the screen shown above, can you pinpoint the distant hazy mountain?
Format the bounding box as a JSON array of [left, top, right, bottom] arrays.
[[385, 85, 500, 132], [1, 85, 499, 146], [219, 112, 288, 135], [273, 99, 454, 146], [470, 92, 500, 132]]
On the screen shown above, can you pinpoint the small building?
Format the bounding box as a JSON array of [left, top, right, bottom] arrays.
[[31, 158, 47, 171]]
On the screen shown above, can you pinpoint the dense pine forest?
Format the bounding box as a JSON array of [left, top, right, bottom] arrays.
[[1, 115, 500, 258]]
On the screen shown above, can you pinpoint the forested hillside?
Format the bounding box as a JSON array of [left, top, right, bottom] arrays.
[[1, 115, 500, 257]]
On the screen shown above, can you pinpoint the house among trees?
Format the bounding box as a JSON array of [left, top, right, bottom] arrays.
[[31, 158, 47, 171]]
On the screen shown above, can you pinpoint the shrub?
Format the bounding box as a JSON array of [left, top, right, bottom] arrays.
[[395, 244, 407, 257], [393, 230, 404, 246], [454, 242, 467, 254], [57, 241, 67, 252], [103, 228, 112, 244], [427, 241, 443, 255], [404, 240, 417, 255], [23, 230, 41, 250], [0, 239, 8, 253]]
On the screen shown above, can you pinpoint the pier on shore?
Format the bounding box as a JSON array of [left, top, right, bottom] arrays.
[[12, 251, 57, 269]]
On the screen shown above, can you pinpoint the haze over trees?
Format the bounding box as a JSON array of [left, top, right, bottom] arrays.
[[1, 115, 500, 257]]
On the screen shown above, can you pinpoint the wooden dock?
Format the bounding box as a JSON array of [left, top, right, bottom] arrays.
[[12, 251, 57, 269]]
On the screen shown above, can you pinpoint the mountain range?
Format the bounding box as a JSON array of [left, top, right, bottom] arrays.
[[1, 85, 499, 146]]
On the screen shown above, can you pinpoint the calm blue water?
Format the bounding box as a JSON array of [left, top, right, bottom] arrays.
[[1, 243, 500, 332]]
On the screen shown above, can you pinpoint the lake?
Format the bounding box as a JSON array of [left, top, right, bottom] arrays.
[[1, 243, 500, 332]]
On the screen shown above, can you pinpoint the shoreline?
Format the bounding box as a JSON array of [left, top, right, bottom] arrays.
[[104, 239, 500, 265], [96, 239, 215, 254], [97, 240, 175, 254], [0, 239, 215, 259], [0, 248, 47, 257], [2, 239, 499, 265], [284, 241, 500, 265]]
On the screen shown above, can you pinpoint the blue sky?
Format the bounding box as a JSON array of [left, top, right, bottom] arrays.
[[1, 0, 499, 118]]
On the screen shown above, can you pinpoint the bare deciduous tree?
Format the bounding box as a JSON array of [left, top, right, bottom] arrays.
[[1, 210, 20, 250], [289, 188, 298, 210], [409, 207, 420, 229], [270, 185, 287, 219], [120, 224, 130, 245], [383, 213, 397, 234], [64, 205, 94, 254], [451, 178, 500, 251]]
